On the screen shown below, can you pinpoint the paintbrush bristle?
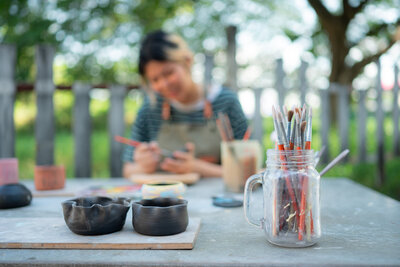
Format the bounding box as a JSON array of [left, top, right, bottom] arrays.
[[288, 110, 294, 121], [294, 107, 300, 116], [272, 105, 276, 119], [301, 121, 307, 133]]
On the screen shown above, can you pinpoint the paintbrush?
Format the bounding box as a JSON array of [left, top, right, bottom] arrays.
[[301, 121, 307, 150], [295, 113, 302, 151], [223, 114, 234, 141], [287, 110, 294, 148], [243, 126, 252, 141], [272, 106, 283, 149], [273, 106, 301, 228], [277, 110, 290, 150], [305, 107, 312, 150], [290, 113, 296, 150], [216, 118, 228, 141]]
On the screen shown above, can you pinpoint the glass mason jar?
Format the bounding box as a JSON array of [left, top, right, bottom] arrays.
[[244, 149, 321, 247]]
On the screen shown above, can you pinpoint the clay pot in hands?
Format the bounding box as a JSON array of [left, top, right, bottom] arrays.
[[34, 165, 65, 191]]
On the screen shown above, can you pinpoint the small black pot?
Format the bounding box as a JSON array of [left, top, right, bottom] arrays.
[[0, 183, 32, 209], [132, 198, 188, 236], [62, 196, 130, 235]]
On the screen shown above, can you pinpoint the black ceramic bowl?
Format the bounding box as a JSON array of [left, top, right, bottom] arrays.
[[62, 196, 130, 235], [132, 197, 188, 236], [0, 183, 32, 209]]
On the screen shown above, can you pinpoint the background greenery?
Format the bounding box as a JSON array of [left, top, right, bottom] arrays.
[[14, 90, 400, 201], [2, 1, 399, 201]]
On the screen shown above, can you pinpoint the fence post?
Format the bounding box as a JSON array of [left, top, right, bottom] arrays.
[[253, 88, 263, 145], [225, 25, 238, 91], [299, 60, 308, 105], [109, 85, 126, 177], [376, 60, 385, 186], [337, 83, 350, 160], [393, 64, 400, 156], [357, 90, 367, 162], [204, 52, 214, 90], [319, 88, 330, 164], [0, 45, 16, 158], [275, 58, 286, 108], [35, 45, 55, 166], [73, 83, 92, 178]]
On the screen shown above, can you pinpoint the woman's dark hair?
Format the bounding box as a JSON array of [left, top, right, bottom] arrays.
[[138, 30, 177, 76], [138, 30, 193, 77]]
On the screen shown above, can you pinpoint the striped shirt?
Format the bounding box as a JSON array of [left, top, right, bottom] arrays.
[[123, 86, 248, 162]]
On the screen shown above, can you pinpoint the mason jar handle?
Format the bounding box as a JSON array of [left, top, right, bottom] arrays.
[[244, 172, 263, 228]]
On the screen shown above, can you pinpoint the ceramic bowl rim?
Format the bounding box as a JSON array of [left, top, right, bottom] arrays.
[[62, 196, 130, 210], [142, 181, 183, 187], [133, 197, 187, 210]]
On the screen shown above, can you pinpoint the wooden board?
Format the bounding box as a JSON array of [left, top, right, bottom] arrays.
[[129, 172, 200, 185], [0, 217, 201, 250]]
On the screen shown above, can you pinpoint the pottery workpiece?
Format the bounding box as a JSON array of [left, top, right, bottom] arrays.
[[62, 196, 130, 235], [0, 183, 32, 209], [132, 197, 188, 236]]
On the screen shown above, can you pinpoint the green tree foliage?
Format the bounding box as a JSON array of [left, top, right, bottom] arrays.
[[307, 0, 400, 86], [1, 0, 398, 87], [0, 0, 192, 84]]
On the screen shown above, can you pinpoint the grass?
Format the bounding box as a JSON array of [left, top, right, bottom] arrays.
[[12, 91, 400, 201]]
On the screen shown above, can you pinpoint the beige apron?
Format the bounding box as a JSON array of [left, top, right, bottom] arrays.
[[157, 100, 222, 163]]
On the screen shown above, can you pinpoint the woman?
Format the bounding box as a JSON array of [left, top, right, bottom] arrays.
[[123, 30, 247, 178]]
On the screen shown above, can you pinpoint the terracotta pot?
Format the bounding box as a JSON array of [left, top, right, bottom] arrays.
[[34, 165, 65, 191], [0, 158, 19, 186]]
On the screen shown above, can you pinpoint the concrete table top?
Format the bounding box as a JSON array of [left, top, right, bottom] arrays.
[[0, 177, 399, 266]]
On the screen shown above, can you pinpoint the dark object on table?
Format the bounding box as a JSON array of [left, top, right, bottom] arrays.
[[62, 196, 130, 235], [212, 195, 243, 208], [0, 183, 32, 209], [132, 197, 188, 236]]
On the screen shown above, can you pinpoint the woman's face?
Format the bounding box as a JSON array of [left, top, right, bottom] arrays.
[[144, 60, 193, 103]]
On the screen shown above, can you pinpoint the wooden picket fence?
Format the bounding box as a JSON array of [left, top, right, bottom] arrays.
[[1, 43, 399, 184]]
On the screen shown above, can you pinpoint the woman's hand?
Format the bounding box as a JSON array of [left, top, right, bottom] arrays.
[[133, 141, 161, 173], [160, 143, 195, 174]]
